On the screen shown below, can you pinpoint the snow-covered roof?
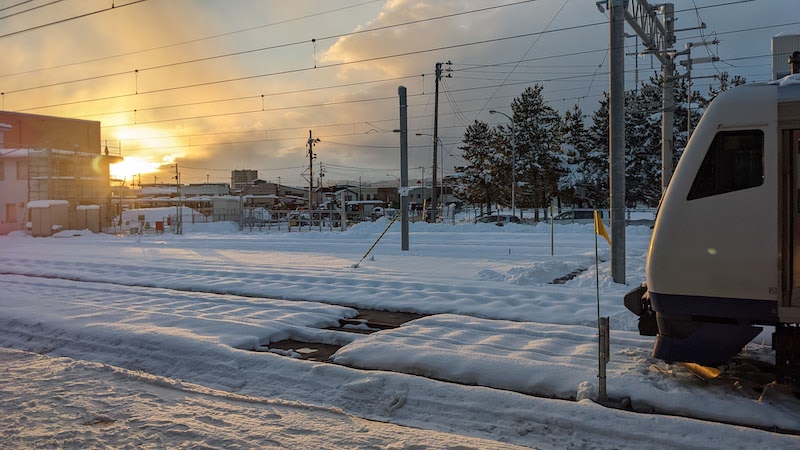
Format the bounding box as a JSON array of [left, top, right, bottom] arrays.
[[27, 200, 69, 208]]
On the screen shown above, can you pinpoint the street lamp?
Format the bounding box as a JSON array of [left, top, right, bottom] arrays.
[[489, 110, 516, 218], [416, 133, 444, 221]]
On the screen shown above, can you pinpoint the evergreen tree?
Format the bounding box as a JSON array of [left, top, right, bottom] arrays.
[[559, 104, 591, 206], [705, 71, 746, 104], [583, 93, 611, 208], [454, 120, 505, 214], [509, 85, 563, 219], [626, 84, 661, 206]]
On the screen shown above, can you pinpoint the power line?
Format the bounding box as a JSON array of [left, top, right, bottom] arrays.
[[0, 0, 149, 40], [9, 6, 793, 122], [0, 0, 66, 20], [0, 0, 36, 14], [2, 0, 543, 95], [0, 0, 384, 78]]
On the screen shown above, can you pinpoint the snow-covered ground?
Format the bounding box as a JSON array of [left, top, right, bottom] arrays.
[[1, 217, 799, 449]]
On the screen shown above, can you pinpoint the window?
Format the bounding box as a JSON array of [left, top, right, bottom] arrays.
[[687, 130, 764, 200], [16, 160, 28, 180], [6, 203, 16, 222], [0, 161, 4, 181]]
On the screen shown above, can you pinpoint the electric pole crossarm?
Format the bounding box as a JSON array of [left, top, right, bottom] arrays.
[[621, 0, 672, 66]]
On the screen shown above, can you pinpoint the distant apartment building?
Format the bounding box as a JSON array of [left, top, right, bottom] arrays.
[[773, 33, 800, 80], [230, 169, 258, 191], [0, 111, 121, 235]]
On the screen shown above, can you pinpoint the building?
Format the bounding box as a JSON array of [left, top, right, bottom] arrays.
[[0, 111, 121, 235], [772, 33, 800, 80], [230, 169, 258, 191]]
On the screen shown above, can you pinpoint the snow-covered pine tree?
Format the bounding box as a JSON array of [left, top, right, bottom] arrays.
[[584, 93, 611, 208], [454, 120, 505, 215], [509, 85, 563, 219], [705, 71, 746, 104], [627, 79, 662, 206], [558, 104, 591, 207]]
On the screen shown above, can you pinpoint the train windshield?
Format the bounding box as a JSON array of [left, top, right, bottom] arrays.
[[687, 129, 764, 200]]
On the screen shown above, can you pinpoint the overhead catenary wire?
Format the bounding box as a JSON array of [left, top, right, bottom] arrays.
[[0, 0, 149, 40], [9, 15, 793, 122], [3, 0, 789, 186]]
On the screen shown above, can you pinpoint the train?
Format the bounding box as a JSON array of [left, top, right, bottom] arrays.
[[624, 73, 800, 376]]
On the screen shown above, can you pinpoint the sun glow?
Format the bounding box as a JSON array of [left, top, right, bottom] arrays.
[[110, 127, 184, 181], [110, 156, 162, 181]]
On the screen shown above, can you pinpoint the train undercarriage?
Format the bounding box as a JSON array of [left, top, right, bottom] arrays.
[[625, 283, 800, 381]]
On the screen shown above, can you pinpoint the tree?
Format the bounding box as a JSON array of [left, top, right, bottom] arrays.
[[626, 83, 661, 206], [558, 104, 591, 207], [582, 93, 611, 208], [509, 85, 563, 219], [705, 71, 746, 104], [454, 120, 505, 214]]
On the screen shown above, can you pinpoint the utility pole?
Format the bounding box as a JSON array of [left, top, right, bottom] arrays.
[[173, 163, 182, 235], [306, 130, 320, 211], [598, 0, 680, 284], [609, 0, 626, 284], [398, 86, 409, 250], [680, 40, 719, 139], [432, 61, 451, 223], [319, 161, 325, 193]]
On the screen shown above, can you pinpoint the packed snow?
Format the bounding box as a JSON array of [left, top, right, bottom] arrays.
[[1, 216, 799, 449]]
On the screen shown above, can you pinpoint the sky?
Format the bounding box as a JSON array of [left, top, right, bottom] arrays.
[[2, 217, 800, 447], [1, 0, 798, 187]]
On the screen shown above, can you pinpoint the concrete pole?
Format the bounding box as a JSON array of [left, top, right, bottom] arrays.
[[609, 0, 626, 284], [662, 3, 675, 193], [431, 62, 441, 223], [399, 86, 409, 251], [307, 130, 314, 211], [662, 60, 675, 193]]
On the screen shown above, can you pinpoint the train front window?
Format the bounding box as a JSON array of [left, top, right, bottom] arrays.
[[687, 129, 764, 200]]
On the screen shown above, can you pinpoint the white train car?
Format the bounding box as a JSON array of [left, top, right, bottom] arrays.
[[625, 74, 800, 373]]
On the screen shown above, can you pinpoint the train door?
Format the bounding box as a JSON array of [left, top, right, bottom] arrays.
[[787, 128, 800, 310]]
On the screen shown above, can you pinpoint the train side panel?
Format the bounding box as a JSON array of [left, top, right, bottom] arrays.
[[644, 84, 780, 364]]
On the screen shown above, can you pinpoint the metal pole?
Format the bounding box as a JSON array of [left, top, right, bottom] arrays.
[[609, 0, 626, 284], [489, 109, 516, 217], [599, 316, 609, 401], [399, 86, 409, 251], [512, 143, 516, 218], [307, 131, 314, 211]]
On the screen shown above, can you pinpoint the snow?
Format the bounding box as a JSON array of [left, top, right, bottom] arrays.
[[27, 199, 69, 208], [773, 73, 800, 86], [1, 218, 799, 448]]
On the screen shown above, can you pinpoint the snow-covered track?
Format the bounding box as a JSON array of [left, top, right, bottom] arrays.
[[2, 273, 799, 437]]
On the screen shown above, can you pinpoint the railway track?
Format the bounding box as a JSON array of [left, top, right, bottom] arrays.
[[2, 272, 797, 436]]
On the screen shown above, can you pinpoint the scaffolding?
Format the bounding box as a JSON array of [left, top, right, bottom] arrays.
[[27, 148, 120, 230]]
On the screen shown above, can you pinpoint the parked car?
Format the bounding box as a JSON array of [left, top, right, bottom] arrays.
[[475, 214, 521, 226], [552, 209, 603, 224], [287, 210, 311, 226]]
